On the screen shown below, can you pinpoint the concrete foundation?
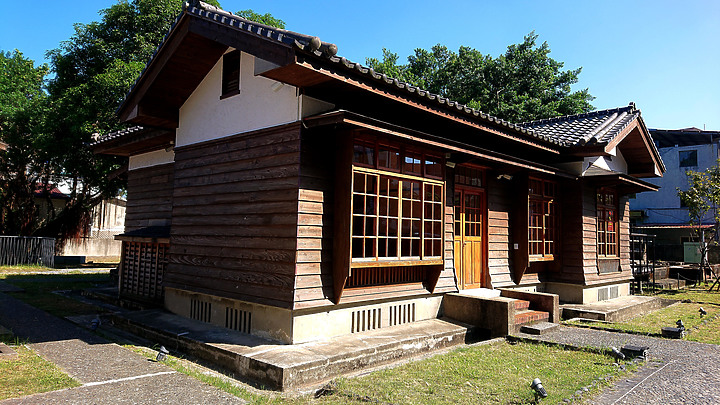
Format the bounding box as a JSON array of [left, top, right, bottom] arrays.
[[544, 281, 631, 304], [165, 288, 443, 344], [561, 295, 677, 322], [111, 309, 478, 390]]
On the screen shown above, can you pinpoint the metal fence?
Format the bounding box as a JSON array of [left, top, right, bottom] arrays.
[[0, 236, 55, 267]]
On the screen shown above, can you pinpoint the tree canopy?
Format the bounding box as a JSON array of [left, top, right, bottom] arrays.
[[0, 0, 281, 243], [0, 50, 50, 236], [366, 33, 594, 123]]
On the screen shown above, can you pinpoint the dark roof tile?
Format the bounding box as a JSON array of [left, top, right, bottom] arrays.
[[521, 103, 640, 147]]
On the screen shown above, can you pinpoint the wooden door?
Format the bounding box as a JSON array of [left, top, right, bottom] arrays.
[[454, 188, 487, 289]]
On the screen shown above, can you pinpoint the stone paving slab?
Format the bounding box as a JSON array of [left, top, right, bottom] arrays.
[[0, 292, 245, 404], [30, 340, 171, 383], [1, 371, 243, 404], [512, 326, 720, 404]]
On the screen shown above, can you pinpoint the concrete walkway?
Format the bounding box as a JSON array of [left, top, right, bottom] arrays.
[[0, 292, 244, 404], [513, 326, 720, 404]]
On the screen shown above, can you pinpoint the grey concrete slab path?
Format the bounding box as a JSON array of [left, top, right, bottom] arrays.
[[513, 326, 720, 405], [0, 292, 244, 404]]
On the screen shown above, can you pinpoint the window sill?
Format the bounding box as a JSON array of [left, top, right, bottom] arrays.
[[351, 258, 444, 268], [219, 89, 240, 100], [529, 255, 555, 262]]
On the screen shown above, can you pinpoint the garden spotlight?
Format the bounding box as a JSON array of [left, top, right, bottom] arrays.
[[531, 378, 548, 398], [156, 345, 169, 362]]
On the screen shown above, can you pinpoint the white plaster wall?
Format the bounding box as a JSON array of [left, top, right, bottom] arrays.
[[301, 96, 335, 118], [582, 148, 628, 175], [128, 149, 175, 170], [176, 51, 301, 147], [631, 142, 719, 224]]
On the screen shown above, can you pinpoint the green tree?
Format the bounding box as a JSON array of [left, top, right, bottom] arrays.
[[0, 50, 50, 236], [235, 9, 286, 28], [677, 161, 720, 290], [2, 0, 283, 244], [366, 32, 594, 123]]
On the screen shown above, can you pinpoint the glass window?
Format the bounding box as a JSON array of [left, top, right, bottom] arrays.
[[679, 150, 698, 167], [597, 187, 619, 257], [221, 50, 240, 97], [528, 177, 556, 260], [350, 140, 444, 263]]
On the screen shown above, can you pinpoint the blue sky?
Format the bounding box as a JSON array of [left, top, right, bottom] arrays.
[[2, 0, 718, 130]]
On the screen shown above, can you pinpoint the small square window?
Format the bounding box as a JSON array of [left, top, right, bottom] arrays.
[[679, 150, 697, 167], [221, 50, 240, 98]]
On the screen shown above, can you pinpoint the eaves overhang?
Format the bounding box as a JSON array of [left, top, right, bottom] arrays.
[[303, 110, 574, 177]]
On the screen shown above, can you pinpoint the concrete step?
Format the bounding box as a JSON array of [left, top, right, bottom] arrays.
[[652, 278, 686, 289], [512, 299, 530, 311], [519, 321, 559, 335], [109, 310, 481, 391], [514, 309, 549, 326]]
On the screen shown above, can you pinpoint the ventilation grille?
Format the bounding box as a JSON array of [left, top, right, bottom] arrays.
[[389, 303, 416, 327], [190, 298, 212, 323], [598, 286, 620, 302], [352, 308, 382, 333], [225, 307, 251, 334]]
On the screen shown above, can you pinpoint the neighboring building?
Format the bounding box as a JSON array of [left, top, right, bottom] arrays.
[[34, 184, 126, 261], [92, 2, 664, 344], [631, 127, 720, 261], [60, 197, 126, 260]]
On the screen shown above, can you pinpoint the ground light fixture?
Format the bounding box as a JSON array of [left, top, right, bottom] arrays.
[[531, 378, 548, 398], [676, 319, 685, 330], [611, 346, 626, 360], [156, 345, 169, 362], [699, 307, 707, 317]]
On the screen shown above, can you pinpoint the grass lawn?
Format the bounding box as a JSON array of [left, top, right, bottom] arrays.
[[0, 340, 80, 400], [0, 265, 636, 404], [0, 272, 110, 318], [566, 289, 720, 344], [639, 287, 720, 305], [130, 341, 636, 405], [0, 265, 52, 274], [309, 342, 634, 405]]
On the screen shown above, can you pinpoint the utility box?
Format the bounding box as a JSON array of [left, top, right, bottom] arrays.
[[683, 242, 702, 264]]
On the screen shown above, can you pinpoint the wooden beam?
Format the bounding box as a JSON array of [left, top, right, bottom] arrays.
[[119, 17, 191, 122], [294, 56, 561, 155], [187, 17, 294, 67]]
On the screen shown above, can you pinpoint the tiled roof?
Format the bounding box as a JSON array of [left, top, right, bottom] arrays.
[[117, 1, 551, 147], [34, 184, 69, 199], [118, 226, 171, 238], [90, 126, 146, 147], [521, 103, 640, 147]]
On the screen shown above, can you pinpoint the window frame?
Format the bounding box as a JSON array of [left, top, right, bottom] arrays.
[[350, 140, 445, 268], [221, 50, 241, 99], [679, 149, 698, 168], [597, 187, 619, 258], [527, 177, 557, 262]]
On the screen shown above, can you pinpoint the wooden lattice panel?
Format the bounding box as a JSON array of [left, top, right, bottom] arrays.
[[346, 266, 426, 288], [120, 241, 169, 302]]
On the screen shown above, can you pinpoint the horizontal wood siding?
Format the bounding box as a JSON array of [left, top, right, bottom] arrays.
[[165, 123, 302, 309], [294, 129, 335, 309], [125, 163, 174, 232], [487, 175, 514, 287]]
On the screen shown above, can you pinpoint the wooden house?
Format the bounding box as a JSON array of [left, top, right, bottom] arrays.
[[92, 1, 664, 344]]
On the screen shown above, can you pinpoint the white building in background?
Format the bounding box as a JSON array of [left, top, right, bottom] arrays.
[[631, 127, 720, 261]]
